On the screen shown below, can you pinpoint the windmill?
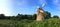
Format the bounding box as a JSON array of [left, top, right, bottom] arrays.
[[36, 3, 46, 21]]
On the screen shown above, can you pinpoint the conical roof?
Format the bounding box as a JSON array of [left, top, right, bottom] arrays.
[[38, 6, 43, 11]]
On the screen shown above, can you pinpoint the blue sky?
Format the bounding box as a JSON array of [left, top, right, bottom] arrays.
[[0, 0, 60, 16]]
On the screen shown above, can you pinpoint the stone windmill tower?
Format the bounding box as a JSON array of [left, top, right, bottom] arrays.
[[36, 4, 45, 21]]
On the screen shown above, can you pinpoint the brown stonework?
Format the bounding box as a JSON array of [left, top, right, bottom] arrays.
[[36, 7, 44, 21]]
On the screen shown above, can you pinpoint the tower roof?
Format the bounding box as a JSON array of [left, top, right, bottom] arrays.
[[39, 6, 43, 10]]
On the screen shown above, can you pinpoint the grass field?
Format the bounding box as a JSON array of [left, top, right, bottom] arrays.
[[0, 18, 60, 27]]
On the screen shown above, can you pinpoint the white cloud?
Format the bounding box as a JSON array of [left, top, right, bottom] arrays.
[[52, 0, 60, 10], [53, 0, 59, 4]]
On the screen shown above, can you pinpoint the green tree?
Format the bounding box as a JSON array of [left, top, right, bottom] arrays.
[[44, 11, 51, 19], [0, 14, 5, 19], [10, 16, 16, 20], [32, 14, 36, 20], [16, 14, 23, 20], [53, 15, 59, 18], [27, 15, 33, 20]]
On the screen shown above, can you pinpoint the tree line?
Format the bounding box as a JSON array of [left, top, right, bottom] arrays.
[[0, 11, 59, 20]]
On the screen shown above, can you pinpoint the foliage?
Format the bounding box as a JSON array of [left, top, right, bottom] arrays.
[[53, 15, 59, 18], [0, 14, 37, 20], [44, 11, 51, 19], [31, 18, 60, 27], [0, 18, 60, 27], [0, 14, 5, 19]]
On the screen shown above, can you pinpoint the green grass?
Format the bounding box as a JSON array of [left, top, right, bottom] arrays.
[[0, 18, 60, 27], [31, 18, 60, 27]]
